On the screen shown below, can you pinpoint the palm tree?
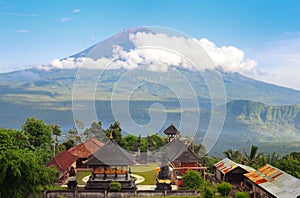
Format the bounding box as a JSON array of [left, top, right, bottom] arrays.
[[259, 152, 279, 167], [223, 149, 243, 163], [242, 145, 263, 167]]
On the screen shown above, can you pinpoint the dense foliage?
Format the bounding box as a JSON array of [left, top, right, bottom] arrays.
[[216, 182, 232, 197], [0, 118, 57, 198]]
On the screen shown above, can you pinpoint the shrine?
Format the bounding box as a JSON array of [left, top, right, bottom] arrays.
[[157, 124, 206, 187], [85, 133, 136, 190]]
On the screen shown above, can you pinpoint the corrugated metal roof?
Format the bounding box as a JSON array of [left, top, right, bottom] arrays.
[[244, 164, 300, 198], [214, 158, 255, 174]]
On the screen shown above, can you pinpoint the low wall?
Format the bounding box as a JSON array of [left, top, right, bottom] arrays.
[[45, 190, 199, 198]]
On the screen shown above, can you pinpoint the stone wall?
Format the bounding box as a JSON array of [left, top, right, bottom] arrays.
[[45, 190, 199, 198]]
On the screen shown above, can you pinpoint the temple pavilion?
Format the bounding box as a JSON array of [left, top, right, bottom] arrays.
[[85, 133, 136, 190], [160, 124, 206, 186]]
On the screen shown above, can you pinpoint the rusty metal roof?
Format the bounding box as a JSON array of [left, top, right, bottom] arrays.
[[214, 158, 255, 174], [244, 164, 300, 198]]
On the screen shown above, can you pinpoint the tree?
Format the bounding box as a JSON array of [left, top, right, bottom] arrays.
[[259, 152, 279, 167], [150, 134, 166, 150], [204, 156, 221, 174], [105, 121, 123, 146], [123, 134, 138, 151], [242, 145, 263, 167], [51, 124, 62, 155], [140, 137, 148, 152], [223, 149, 243, 162], [0, 148, 57, 197], [189, 143, 208, 157], [0, 127, 57, 197], [83, 121, 107, 142], [67, 128, 82, 145], [22, 117, 52, 149], [276, 154, 300, 179], [61, 139, 75, 150]]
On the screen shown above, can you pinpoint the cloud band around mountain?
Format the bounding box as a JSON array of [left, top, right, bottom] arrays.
[[38, 32, 257, 74]]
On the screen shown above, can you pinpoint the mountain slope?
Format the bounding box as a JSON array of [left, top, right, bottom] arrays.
[[1, 27, 300, 156]]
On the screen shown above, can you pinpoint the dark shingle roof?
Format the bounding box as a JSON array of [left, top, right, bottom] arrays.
[[161, 139, 203, 163], [86, 139, 135, 166], [173, 147, 204, 163], [164, 124, 180, 135], [161, 139, 187, 162]]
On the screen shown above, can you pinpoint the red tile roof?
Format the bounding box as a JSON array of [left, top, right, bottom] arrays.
[[46, 150, 78, 173], [68, 137, 104, 158]]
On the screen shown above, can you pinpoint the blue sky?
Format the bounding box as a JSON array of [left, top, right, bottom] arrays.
[[1, 0, 300, 89]]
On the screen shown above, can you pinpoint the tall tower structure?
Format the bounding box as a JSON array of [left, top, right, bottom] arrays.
[[163, 124, 180, 142]]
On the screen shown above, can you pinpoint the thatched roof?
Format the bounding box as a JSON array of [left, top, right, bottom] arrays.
[[163, 124, 180, 135]]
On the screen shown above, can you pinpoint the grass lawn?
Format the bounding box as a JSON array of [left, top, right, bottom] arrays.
[[133, 170, 157, 185], [131, 163, 158, 172], [76, 169, 92, 185], [132, 163, 159, 185]]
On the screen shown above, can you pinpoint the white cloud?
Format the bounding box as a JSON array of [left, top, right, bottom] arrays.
[[73, 9, 81, 13], [2, 12, 37, 17], [197, 38, 257, 74], [60, 17, 70, 22], [249, 33, 300, 90], [16, 29, 29, 33], [38, 32, 257, 75], [129, 32, 257, 74]]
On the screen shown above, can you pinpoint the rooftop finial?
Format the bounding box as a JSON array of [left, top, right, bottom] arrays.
[[109, 132, 113, 139]]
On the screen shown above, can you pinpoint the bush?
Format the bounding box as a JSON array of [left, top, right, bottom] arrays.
[[204, 186, 216, 198], [216, 182, 232, 197], [109, 182, 121, 192], [182, 170, 203, 190], [235, 191, 250, 198]]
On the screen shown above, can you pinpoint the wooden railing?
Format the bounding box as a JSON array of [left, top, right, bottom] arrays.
[[92, 168, 127, 175]]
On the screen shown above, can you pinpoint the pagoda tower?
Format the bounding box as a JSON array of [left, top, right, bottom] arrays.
[[163, 124, 180, 142]]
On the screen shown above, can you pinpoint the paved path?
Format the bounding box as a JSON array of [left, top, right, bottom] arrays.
[[131, 174, 145, 184], [62, 174, 179, 190]]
